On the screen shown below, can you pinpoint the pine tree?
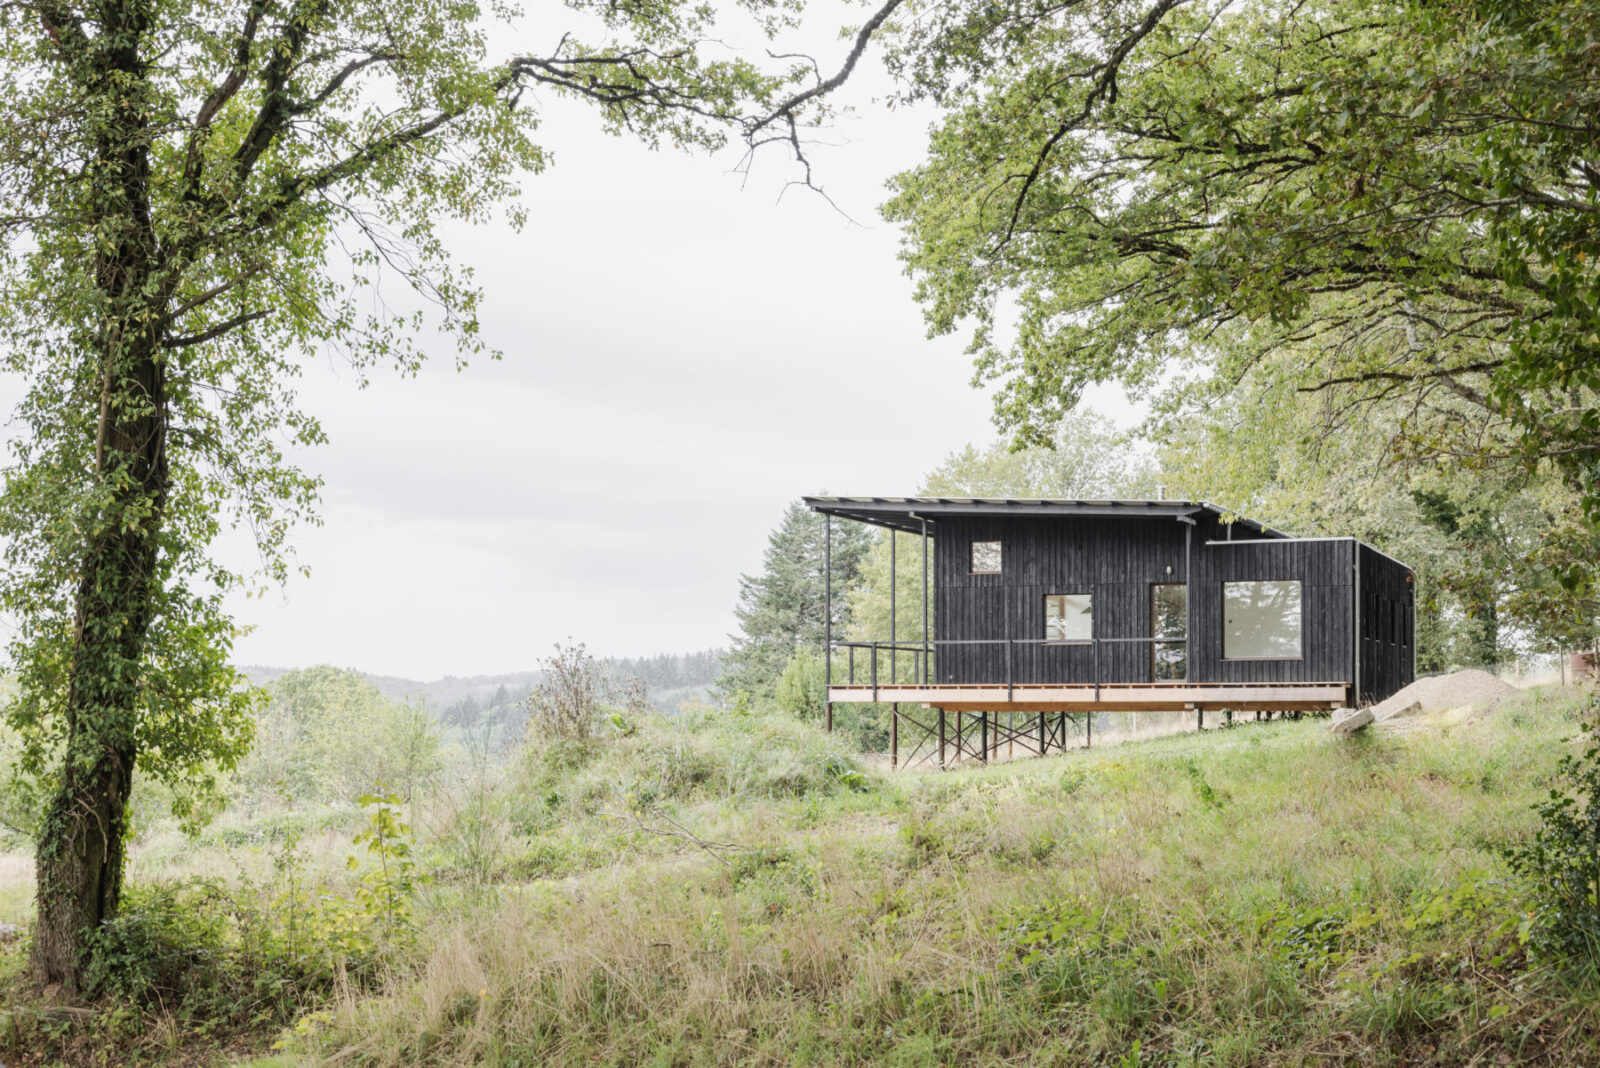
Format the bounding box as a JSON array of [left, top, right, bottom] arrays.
[[719, 501, 871, 703]]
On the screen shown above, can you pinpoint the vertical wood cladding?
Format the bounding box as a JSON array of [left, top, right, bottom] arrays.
[[1356, 544, 1416, 705], [930, 513, 1408, 703]]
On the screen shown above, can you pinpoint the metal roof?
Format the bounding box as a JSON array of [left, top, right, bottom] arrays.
[[803, 496, 1415, 573], [802, 496, 1288, 536]]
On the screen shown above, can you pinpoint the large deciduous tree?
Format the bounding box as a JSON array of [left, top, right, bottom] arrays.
[[883, 0, 1599, 504], [0, 0, 899, 989]]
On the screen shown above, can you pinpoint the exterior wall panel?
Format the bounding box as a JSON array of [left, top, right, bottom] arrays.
[[931, 513, 1400, 698], [1357, 544, 1415, 705]]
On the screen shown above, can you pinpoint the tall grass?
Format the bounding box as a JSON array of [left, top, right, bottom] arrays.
[[248, 686, 1600, 1067]]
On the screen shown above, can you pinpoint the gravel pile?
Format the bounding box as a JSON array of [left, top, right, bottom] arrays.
[[1370, 669, 1518, 720]]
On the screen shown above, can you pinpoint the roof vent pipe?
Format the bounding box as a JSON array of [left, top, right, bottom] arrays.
[[1155, 483, 1167, 501]]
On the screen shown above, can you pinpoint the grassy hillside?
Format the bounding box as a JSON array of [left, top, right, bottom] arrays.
[[3, 687, 1598, 1066]]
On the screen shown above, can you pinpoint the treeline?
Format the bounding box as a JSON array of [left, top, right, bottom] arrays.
[[598, 649, 721, 696], [433, 649, 723, 728]]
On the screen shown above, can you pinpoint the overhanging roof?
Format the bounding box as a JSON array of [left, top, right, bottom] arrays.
[[803, 496, 1288, 537]]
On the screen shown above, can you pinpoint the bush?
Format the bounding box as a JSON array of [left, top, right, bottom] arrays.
[[775, 651, 825, 721], [77, 874, 377, 1033], [1506, 704, 1600, 959]]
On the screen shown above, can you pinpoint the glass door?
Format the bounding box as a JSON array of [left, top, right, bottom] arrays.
[[1151, 584, 1187, 680]]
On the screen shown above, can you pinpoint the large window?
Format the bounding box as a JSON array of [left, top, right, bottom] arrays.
[[970, 540, 1002, 574], [1223, 580, 1303, 659], [1045, 593, 1093, 642], [1151, 583, 1187, 680]]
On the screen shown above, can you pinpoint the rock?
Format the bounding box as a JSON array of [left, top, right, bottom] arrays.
[[1330, 708, 1373, 734], [1375, 700, 1423, 723], [1370, 669, 1517, 720]]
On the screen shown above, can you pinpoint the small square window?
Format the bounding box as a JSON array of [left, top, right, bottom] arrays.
[[1045, 593, 1092, 642], [970, 540, 1002, 574]]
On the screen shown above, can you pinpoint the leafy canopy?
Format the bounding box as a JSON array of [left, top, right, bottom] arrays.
[[884, 0, 1600, 505], [0, 0, 896, 819]]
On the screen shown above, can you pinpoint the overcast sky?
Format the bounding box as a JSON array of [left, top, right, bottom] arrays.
[[0, 12, 1133, 681]]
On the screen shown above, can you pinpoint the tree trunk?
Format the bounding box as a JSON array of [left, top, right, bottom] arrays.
[[32, 730, 138, 989], [31, 342, 168, 991], [31, 0, 166, 987]]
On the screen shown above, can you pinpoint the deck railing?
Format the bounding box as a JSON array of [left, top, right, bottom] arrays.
[[827, 636, 1189, 702]]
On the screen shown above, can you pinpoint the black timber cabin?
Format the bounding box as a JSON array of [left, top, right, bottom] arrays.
[[806, 498, 1415, 727]]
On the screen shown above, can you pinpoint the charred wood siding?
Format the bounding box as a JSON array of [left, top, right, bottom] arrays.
[[1357, 544, 1415, 705], [935, 516, 1188, 685], [932, 514, 1392, 697], [1189, 520, 1353, 686]]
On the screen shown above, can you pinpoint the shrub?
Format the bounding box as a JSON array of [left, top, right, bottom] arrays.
[[525, 642, 614, 743], [775, 651, 826, 721], [1505, 705, 1600, 959], [74, 870, 382, 1038]]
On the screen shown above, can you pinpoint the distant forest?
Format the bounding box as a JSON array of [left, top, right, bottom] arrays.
[[435, 649, 723, 727], [240, 649, 725, 733]]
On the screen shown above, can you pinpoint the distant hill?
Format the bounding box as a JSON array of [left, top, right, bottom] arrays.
[[240, 648, 722, 720], [239, 665, 541, 710]]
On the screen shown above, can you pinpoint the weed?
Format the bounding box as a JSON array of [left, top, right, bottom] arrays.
[[1183, 759, 1226, 811]]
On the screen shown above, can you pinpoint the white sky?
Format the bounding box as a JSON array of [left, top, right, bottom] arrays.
[[0, 9, 1137, 680]]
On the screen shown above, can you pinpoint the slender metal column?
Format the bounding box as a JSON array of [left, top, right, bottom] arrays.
[[890, 530, 897, 684], [1182, 517, 1195, 682], [938, 708, 946, 768], [891, 703, 899, 769], [824, 512, 832, 734], [980, 711, 988, 762], [921, 516, 930, 684]]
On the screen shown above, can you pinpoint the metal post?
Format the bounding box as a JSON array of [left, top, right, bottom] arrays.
[[955, 710, 963, 762], [891, 703, 898, 769], [921, 516, 930, 684], [871, 642, 878, 702], [1182, 517, 1194, 681], [890, 531, 897, 684], [1039, 711, 1046, 755], [980, 711, 988, 762], [824, 512, 832, 733], [1196, 707, 1204, 732], [1086, 712, 1092, 748], [938, 707, 946, 768]]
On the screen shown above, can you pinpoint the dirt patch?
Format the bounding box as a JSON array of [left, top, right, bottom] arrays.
[[1371, 669, 1518, 720]]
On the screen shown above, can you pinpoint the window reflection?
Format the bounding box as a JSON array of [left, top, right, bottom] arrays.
[[1151, 583, 1187, 680], [1045, 593, 1092, 642], [1223, 580, 1303, 659]]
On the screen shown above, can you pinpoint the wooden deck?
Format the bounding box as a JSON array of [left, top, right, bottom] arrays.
[[827, 681, 1349, 712]]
